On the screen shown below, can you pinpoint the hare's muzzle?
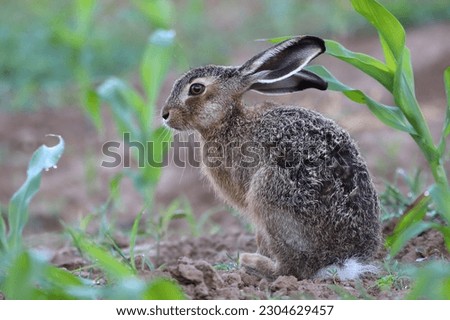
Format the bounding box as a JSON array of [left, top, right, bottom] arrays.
[[161, 107, 183, 130]]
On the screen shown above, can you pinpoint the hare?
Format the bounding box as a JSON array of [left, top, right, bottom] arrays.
[[161, 36, 381, 280]]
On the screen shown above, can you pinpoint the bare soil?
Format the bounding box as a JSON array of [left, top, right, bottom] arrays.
[[138, 227, 448, 299], [1, 23, 450, 299], [47, 223, 449, 299]]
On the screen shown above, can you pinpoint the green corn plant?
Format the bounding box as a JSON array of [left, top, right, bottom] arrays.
[[0, 135, 65, 252], [91, 1, 176, 205], [0, 135, 184, 299], [302, 0, 450, 254], [97, 29, 174, 206], [132, 0, 174, 30], [67, 227, 185, 299], [405, 261, 450, 299], [129, 209, 144, 272], [51, 0, 102, 129], [1, 239, 184, 299], [0, 134, 92, 299]]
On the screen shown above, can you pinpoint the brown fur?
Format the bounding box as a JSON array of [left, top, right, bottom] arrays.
[[162, 36, 381, 279]]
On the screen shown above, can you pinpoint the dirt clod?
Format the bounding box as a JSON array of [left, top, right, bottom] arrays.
[[270, 276, 299, 292], [175, 262, 205, 284]]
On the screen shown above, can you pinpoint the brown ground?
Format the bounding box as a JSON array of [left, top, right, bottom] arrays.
[[46, 223, 449, 299], [1, 23, 450, 299]]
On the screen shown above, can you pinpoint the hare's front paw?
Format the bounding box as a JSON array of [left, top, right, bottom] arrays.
[[239, 252, 277, 279], [256, 231, 272, 257]]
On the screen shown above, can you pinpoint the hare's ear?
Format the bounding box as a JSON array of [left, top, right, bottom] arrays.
[[239, 36, 327, 93]]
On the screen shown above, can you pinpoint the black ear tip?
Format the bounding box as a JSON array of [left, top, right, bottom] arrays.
[[311, 79, 328, 91], [294, 35, 326, 53], [296, 69, 328, 91]]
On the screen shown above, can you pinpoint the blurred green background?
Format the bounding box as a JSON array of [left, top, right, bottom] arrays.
[[0, 0, 449, 300], [1, 0, 449, 111]]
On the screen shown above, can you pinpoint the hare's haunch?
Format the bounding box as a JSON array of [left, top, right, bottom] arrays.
[[162, 36, 381, 280]]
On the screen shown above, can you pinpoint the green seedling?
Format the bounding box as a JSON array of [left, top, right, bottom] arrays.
[[0, 135, 184, 299], [380, 168, 427, 222], [214, 253, 240, 272], [375, 259, 409, 292], [97, 29, 174, 207], [0, 135, 64, 252]]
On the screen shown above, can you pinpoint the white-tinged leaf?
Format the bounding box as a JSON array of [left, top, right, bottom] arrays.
[[7, 135, 65, 250]]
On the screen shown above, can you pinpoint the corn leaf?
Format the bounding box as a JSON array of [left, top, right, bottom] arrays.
[[101, 278, 146, 299], [391, 192, 431, 236], [351, 0, 405, 63], [265, 35, 292, 44], [399, 47, 415, 94], [143, 278, 185, 300], [307, 65, 416, 135], [386, 192, 431, 256], [379, 34, 396, 70], [325, 39, 393, 91], [143, 126, 172, 184], [7, 135, 64, 250], [444, 67, 450, 135], [393, 50, 435, 154], [98, 77, 140, 138], [388, 221, 434, 257], [1, 250, 94, 299], [70, 230, 135, 279], [84, 89, 103, 132], [393, 50, 419, 123], [41, 266, 96, 299], [2, 251, 41, 299], [129, 209, 144, 271], [429, 184, 450, 223], [438, 67, 450, 156], [407, 261, 450, 299], [0, 208, 6, 251], [122, 86, 148, 133], [75, 0, 96, 37], [45, 265, 85, 287], [434, 225, 450, 252], [141, 29, 175, 125], [132, 0, 173, 29]]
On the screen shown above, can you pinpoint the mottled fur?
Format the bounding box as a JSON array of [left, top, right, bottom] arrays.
[[162, 36, 381, 279]]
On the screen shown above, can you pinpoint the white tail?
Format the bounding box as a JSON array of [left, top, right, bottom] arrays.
[[315, 258, 380, 280]]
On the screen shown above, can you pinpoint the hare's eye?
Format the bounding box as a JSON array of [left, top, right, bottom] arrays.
[[189, 83, 205, 96]]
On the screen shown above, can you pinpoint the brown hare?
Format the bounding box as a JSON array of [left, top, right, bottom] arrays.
[[161, 36, 381, 280]]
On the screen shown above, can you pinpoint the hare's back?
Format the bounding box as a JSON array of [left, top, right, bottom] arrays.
[[255, 106, 376, 213], [257, 106, 358, 167]]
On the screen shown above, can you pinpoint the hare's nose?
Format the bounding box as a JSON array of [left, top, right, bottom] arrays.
[[162, 111, 170, 120]]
